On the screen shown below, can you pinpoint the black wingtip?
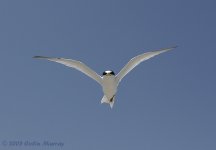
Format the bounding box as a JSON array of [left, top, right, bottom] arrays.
[[33, 56, 49, 59], [166, 45, 178, 50], [33, 56, 41, 58], [159, 45, 178, 52], [172, 45, 178, 49]]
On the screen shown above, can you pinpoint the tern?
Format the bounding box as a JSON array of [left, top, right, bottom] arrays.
[[33, 46, 176, 108]]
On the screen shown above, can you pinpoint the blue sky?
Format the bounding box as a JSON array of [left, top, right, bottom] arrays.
[[0, 0, 215, 149]]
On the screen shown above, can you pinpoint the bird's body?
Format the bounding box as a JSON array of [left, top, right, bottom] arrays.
[[33, 46, 176, 108], [101, 72, 118, 107]]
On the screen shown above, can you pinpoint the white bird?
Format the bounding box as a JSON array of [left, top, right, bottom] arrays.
[[33, 46, 176, 108]]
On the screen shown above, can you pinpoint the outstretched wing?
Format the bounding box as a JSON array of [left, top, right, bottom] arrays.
[[116, 46, 177, 83], [33, 56, 102, 85]]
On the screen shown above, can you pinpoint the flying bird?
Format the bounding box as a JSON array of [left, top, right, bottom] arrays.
[[33, 46, 176, 108]]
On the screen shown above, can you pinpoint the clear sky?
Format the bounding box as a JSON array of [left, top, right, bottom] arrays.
[[0, 0, 215, 150]]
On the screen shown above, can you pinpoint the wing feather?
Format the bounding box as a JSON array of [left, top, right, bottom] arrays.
[[33, 56, 102, 85], [116, 46, 177, 83]]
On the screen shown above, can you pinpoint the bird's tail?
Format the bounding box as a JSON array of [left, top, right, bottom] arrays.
[[101, 95, 108, 104], [109, 100, 114, 109], [101, 95, 115, 109]]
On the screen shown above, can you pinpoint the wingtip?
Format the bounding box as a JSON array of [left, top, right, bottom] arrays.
[[162, 45, 178, 52], [167, 45, 178, 50], [172, 45, 178, 49], [33, 56, 49, 59], [33, 56, 41, 58]]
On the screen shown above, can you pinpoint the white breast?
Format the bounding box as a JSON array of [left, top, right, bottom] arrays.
[[102, 75, 118, 99]]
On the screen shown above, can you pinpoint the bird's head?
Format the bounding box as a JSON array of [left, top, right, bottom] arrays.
[[102, 70, 115, 76]]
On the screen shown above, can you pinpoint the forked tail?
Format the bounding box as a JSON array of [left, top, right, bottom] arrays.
[[101, 95, 108, 104], [101, 95, 115, 108]]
